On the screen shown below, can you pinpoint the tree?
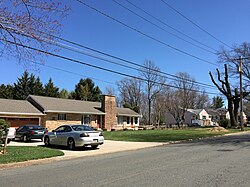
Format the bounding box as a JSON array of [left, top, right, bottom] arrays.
[[172, 72, 198, 120], [33, 77, 44, 96], [117, 77, 142, 113], [140, 60, 165, 125], [44, 78, 60, 98], [194, 91, 211, 109], [60, 88, 69, 99], [211, 96, 224, 109], [74, 78, 102, 101], [218, 42, 250, 86], [0, 84, 14, 99], [209, 64, 249, 127], [13, 70, 31, 99], [0, 1, 69, 67]]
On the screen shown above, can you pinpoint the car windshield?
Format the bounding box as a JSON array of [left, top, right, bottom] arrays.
[[27, 125, 44, 130], [71, 125, 94, 131]]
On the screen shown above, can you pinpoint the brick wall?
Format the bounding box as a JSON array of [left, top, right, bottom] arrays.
[[101, 95, 117, 130]]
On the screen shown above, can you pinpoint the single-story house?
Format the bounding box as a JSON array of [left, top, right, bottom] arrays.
[[184, 109, 212, 126], [27, 95, 140, 131], [0, 98, 44, 128]]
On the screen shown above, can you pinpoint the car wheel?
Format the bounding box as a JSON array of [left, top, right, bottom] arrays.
[[23, 135, 28, 142], [67, 138, 75, 150], [44, 136, 50, 147], [91, 145, 98, 149]]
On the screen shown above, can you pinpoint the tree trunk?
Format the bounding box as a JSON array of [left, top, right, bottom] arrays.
[[228, 98, 237, 127]]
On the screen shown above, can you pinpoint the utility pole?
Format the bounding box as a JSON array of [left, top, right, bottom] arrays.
[[239, 56, 244, 131]]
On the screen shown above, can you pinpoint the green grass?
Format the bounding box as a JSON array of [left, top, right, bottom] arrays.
[[103, 128, 247, 142], [0, 146, 64, 164]]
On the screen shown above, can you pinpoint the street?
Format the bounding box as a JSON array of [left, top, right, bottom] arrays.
[[1, 133, 250, 187]]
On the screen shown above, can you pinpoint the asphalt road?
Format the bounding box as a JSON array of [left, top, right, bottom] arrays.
[[1, 133, 250, 187]]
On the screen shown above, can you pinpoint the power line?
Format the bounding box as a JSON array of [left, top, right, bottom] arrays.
[[75, 0, 218, 66], [112, 0, 216, 54], [125, 0, 218, 53], [160, 0, 232, 49], [0, 38, 219, 95], [5, 26, 217, 89]]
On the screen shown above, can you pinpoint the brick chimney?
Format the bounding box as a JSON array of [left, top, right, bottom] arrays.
[[101, 95, 117, 130]]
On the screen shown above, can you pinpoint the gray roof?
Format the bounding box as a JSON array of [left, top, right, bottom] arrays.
[[117, 107, 140, 117], [187, 109, 203, 115], [28, 95, 105, 115], [206, 109, 219, 116], [0, 98, 43, 115]]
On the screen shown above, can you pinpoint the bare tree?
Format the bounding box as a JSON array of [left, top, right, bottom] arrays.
[[105, 86, 116, 96], [0, 0, 69, 67], [172, 72, 198, 121], [117, 77, 142, 113], [218, 42, 250, 86], [209, 64, 249, 127], [140, 60, 165, 125], [194, 91, 211, 109]]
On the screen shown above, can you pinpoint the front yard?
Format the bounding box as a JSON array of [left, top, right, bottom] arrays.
[[103, 128, 247, 142], [0, 146, 64, 164]]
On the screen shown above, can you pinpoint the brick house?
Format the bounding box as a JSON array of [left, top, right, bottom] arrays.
[[27, 95, 140, 131], [0, 98, 44, 128]]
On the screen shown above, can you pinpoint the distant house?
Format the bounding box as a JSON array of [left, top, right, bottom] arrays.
[[164, 112, 177, 127], [27, 95, 140, 131], [206, 109, 220, 124], [184, 109, 212, 126], [0, 98, 44, 128]]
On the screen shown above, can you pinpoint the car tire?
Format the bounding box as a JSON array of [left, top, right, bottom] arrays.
[[44, 136, 50, 147], [91, 145, 98, 149], [67, 138, 75, 150]]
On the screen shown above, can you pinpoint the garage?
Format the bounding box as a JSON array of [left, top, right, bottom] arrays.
[[0, 98, 44, 128], [1, 117, 40, 128]]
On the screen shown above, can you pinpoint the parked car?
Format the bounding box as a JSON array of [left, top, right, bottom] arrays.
[[15, 125, 47, 142], [44, 125, 104, 150]]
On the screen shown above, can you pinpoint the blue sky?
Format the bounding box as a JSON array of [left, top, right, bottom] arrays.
[[0, 0, 250, 97]]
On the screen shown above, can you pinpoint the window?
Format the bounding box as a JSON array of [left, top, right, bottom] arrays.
[[82, 115, 90, 124], [202, 116, 206, 120], [134, 117, 138, 124], [117, 116, 123, 125], [58, 114, 66, 120], [126, 117, 130, 124]]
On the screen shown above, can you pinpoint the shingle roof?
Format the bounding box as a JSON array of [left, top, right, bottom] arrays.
[[117, 107, 140, 117], [0, 98, 43, 115], [28, 95, 105, 115], [206, 109, 219, 116], [187, 109, 203, 115]]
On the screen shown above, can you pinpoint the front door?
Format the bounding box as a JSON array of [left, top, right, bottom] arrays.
[[131, 117, 133, 128]]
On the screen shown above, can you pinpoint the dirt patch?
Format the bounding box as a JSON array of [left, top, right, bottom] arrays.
[[209, 126, 229, 132]]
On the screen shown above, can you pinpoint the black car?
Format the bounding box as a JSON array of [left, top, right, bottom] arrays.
[[15, 125, 47, 142]]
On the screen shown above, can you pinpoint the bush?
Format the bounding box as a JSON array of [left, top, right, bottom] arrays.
[[0, 119, 9, 144], [123, 128, 128, 131], [219, 119, 230, 128], [111, 129, 116, 131]]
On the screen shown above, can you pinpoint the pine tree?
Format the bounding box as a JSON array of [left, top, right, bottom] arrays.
[[44, 78, 60, 98], [13, 71, 30, 100], [60, 89, 69, 99], [0, 84, 14, 99], [33, 77, 44, 96]]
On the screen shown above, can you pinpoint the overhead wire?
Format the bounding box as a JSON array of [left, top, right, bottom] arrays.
[[124, 0, 218, 53], [75, 0, 218, 66], [160, 0, 232, 49], [5, 25, 217, 89], [112, 0, 216, 54], [0, 38, 220, 95]]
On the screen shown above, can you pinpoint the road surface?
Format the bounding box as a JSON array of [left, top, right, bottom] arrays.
[[1, 133, 250, 187]]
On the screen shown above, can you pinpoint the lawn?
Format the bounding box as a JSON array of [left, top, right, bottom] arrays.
[[0, 146, 64, 164], [103, 128, 246, 142]]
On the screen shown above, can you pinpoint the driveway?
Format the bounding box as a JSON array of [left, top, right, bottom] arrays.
[[8, 140, 163, 159]]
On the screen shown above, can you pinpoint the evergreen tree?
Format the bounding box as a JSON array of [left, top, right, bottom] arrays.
[[44, 78, 60, 98], [33, 77, 44, 96], [0, 84, 14, 99], [60, 89, 69, 99], [74, 78, 102, 101], [28, 74, 36, 95], [211, 96, 224, 109], [13, 71, 30, 100]]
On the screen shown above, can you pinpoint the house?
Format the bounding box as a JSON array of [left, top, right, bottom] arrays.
[[184, 109, 212, 126], [206, 109, 220, 124], [216, 108, 247, 123], [164, 112, 177, 127], [27, 95, 140, 131], [0, 98, 44, 128]]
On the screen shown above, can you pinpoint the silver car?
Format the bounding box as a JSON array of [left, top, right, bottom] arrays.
[[44, 125, 104, 150]]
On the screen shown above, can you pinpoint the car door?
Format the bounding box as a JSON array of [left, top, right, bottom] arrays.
[[54, 126, 67, 146], [50, 126, 65, 145], [58, 126, 72, 146], [16, 126, 26, 139]]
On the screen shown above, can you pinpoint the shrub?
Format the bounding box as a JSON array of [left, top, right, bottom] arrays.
[[219, 119, 230, 128]]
